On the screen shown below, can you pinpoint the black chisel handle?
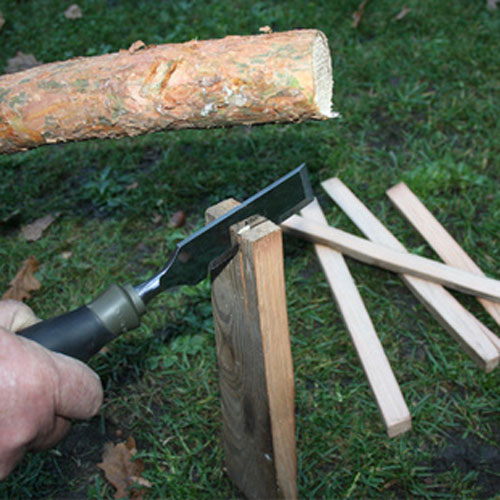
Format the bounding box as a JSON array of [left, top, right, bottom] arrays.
[[18, 284, 146, 363], [20, 306, 115, 362]]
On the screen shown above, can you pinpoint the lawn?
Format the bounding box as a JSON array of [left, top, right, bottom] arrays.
[[0, 0, 499, 498]]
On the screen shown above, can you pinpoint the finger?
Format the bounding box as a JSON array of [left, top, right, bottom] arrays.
[[31, 416, 71, 451], [0, 300, 40, 331], [0, 444, 26, 481], [50, 351, 103, 420]]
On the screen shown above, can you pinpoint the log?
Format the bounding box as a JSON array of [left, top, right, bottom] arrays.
[[280, 215, 500, 303], [387, 182, 500, 342], [301, 199, 411, 436], [0, 30, 334, 154], [322, 178, 499, 372], [206, 200, 297, 500]]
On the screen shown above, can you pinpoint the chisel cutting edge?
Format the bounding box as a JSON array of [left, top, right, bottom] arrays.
[[19, 164, 313, 362]]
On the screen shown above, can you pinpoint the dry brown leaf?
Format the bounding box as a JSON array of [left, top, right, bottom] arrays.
[[352, 0, 370, 28], [97, 437, 152, 499], [2, 256, 41, 301], [64, 4, 83, 19], [126, 181, 139, 190], [0, 12, 5, 31], [395, 6, 411, 20], [5, 52, 42, 74], [170, 210, 186, 228], [21, 214, 56, 242]]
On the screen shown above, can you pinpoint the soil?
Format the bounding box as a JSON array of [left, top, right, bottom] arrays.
[[46, 417, 121, 499], [432, 430, 500, 499]]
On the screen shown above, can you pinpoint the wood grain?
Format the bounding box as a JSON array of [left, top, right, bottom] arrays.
[[206, 200, 297, 500], [301, 199, 411, 436], [0, 30, 334, 154], [321, 178, 499, 372], [281, 215, 500, 304], [387, 182, 500, 348]]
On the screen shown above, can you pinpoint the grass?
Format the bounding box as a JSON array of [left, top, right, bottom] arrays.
[[0, 0, 499, 498]]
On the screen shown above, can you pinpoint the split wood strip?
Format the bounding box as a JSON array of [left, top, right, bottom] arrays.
[[0, 30, 335, 154], [280, 216, 500, 303], [387, 182, 500, 345], [322, 178, 499, 372], [207, 200, 297, 500], [301, 199, 411, 436]]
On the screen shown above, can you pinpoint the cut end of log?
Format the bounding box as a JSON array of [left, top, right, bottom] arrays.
[[312, 31, 336, 118]]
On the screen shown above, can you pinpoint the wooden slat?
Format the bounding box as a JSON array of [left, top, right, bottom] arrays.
[[280, 215, 500, 303], [207, 200, 297, 500], [387, 182, 500, 342], [301, 199, 411, 437], [321, 178, 499, 372]]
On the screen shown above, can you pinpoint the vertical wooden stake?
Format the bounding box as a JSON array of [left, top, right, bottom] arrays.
[[206, 199, 297, 500]]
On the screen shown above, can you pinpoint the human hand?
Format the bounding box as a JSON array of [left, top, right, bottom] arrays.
[[0, 300, 103, 479]]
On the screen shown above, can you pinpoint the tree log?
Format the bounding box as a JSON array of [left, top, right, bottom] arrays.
[[0, 30, 334, 154]]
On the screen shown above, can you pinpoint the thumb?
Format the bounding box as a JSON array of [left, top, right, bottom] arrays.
[[0, 300, 40, 331], [49, 350, 103, 420]]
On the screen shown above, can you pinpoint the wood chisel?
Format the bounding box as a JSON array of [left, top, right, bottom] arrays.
[[19, 164, 313, 362]]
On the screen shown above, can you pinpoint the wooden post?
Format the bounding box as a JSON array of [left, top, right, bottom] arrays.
[[206, 199, 297, 500]]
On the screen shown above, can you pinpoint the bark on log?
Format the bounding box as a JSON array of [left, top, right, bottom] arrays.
[[0, 29, 334, 154]]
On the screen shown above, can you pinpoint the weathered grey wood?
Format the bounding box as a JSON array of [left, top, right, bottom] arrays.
[[281, 215, 500, 303], [301, 199, 411, 436], [206, 199, 297, 500], [387, 181, 500, 351], [321, 178, 499, 372]]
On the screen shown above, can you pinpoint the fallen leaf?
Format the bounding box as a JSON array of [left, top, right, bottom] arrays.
[[126, 181, 139, 190], [395, 6, 410, 20], [0, 12, 5, 31], [352, 0, 370, 28], [5, 52, 42, 74], [21, 214, 56, 242], [128, 40, 146, 54], [259, 25, 273, 34], [2, 256, 41, 301], [64, 4, 82, 19], [170, 210, 186, 228], [487, 0, 498, 10], [97, 437, 152, 499]]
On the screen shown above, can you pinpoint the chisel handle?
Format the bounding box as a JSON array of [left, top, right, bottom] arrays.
[[18, 284, 146, 363]]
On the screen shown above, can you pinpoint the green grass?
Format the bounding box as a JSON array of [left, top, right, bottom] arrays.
[[0, 0, 499, 498]]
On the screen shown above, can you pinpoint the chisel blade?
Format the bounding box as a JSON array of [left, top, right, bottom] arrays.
[[136, 164, 313, 303]]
